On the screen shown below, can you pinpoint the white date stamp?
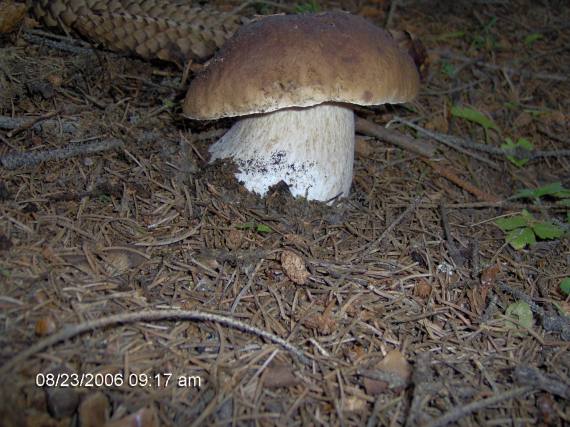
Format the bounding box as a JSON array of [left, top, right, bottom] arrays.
[[36, 372, 202, 389]]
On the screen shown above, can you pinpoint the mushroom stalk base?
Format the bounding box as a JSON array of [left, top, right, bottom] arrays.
[[208, 104, 355, 201]]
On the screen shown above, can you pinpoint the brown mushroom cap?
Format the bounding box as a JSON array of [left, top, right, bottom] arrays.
[[183, 12, 420, 120]]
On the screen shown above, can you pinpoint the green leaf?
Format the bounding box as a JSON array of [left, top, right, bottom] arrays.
[[504, 101, 519, 110], [441, 61, 456, 77], [501, 137, 533, 167], [505, 301, 534, 330], [560, 278, 570, 296], [506, 227, 535, 250], [524, 33, 543, 46], [434, 31, 465, 41], [295, 0, 320, 13], [555, 189, 570, 197], [532, 221, 564, 239], [451, 106, 499, 131], [495, 215, 529, 231], [163, 99, 175, 109], [256, 224, 272, 233], [515, 138, 533, 150], [236, 222, 271, 234], [513, 182, 566, 199]]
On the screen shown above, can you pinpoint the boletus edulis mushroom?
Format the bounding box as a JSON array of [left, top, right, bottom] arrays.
[[183, 12, 420, 202]]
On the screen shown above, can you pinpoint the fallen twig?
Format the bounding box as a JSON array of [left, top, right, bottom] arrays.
[[395, 117, 570, 160], [0, 309, 309, 375], [439, 203, 465, 267], [0, 138, 124, 169], [406, 352, 436, 427], [424, 386, 533, 427], [1, 112, 79, 137], [22, 29, 96, 56], [514, 365, 570, 399], [355, 196, 422, 261], [434, 48, 568, 81], [426, 160, 501, 203], [355, 116, 436, 158]]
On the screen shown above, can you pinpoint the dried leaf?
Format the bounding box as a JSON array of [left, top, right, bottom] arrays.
[[355, 136, 373, 157], [101, 248, 147, 276], [415, 280, 432, 298], [35, 316, 57, 336], [302, 313, 336, 335], [513, 112, 532, 128], [25, 412, 68, 427], [480, 264, 500, 288], [378, 350, 411, 382], [79, 392, 109, 427], [104, 408, 158, 427], [344, 344, 366, 363], [0, 1, 27, 34], [342, 396, 367, 412], [281, 250, 310, 285], [262, 365, 299, 388], [363, 377, 388, 395], [225, 229, 243, 250]]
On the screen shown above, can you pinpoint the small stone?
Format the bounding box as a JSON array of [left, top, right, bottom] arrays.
[[45, 368, 80, 419], [79, 392, 109, 427]]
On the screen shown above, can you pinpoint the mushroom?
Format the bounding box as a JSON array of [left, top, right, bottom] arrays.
[[183, 12, 419, 202]]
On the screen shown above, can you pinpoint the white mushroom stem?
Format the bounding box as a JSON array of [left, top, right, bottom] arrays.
[[208, 103, 355, 201]]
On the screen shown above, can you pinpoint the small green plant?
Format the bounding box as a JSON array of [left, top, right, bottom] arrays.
[[98, 194, 112, 203], [512, 181, 570, 202], [434, 31, 465, 41], [295, 0, 320, 13], [451, 106, 499, 132], [501, 137, 533, 167], [560, 278, 570, 296], [252, 2, 272, 14], [504, 300, 533, 334], [495, 209, 564, 250], [236, 222, 272, 234], [441, 61, 456, 78], [470, 16, 498, 51], [451, 105, 499, 143], [524, 33, 543, 46]]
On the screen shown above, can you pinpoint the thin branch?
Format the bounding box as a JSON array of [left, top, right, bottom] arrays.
[[394, 117, 570, 161], [1, 138, 124, 169], [393, 117, 501, 169], [439, 203, 465, 267], [22, 30, 96, 56], [0, 114, 78, 135], [424, 387, 533, 427], [355, 116, 436, 158], [0, 309, 310, 375], [434, 48, 568, 81], [514, 366, 570, 399], [426, 160, 501, 203], [356, 196, 422, 261], [385, 0, 400, 29]]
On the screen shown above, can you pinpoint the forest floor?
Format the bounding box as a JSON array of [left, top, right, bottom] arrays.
[[0, 0, 569, 426]]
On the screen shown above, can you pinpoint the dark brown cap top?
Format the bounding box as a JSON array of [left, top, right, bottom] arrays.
[[183, 12, 420, 120]]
